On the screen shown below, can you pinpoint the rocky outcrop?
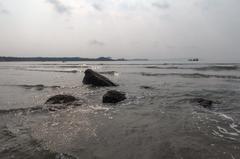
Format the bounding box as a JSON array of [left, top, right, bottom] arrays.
[[103, 90, 126, 103], [83, 69, 117, 87], [45, 95, 77, 104]]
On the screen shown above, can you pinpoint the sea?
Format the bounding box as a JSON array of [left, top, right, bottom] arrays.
[[0, 59, 240, 159]]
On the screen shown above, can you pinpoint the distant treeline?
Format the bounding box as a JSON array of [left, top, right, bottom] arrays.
[[0, 56, 127, 62]]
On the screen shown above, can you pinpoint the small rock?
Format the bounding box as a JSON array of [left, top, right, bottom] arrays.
[[103, 90, 126, 103], [140, 86, 153, 89], [83, 69, 117, 87], [191, 98, 213, 108], [46, 95, 77, 104]]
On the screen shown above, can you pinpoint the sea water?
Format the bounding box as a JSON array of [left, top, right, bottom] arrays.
[[0, 60, 240, 159]]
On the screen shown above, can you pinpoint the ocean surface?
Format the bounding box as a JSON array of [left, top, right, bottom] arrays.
[[0, 60, 240, 159]]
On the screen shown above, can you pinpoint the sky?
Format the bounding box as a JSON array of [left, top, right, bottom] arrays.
[[0, 0, 240, 60]]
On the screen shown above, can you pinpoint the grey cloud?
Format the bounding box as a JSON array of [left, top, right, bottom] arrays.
[[92, 3, 102, 11], [0, 3, 10, 14], [47, 0, 71, 14], [1, 9, 9, 14], [166, 45, 176, 49], [89, 40, 105, 46], [152, 2, 170, 9]]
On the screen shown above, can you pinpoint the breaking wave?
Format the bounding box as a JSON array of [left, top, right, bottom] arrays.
[[194, 65, 239, 71], [26, 69, 78, 73], [140, 72, 240, 79], [145, 65, 239, 71]]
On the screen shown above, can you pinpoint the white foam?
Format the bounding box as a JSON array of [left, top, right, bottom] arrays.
[[212, 130, 224, 138], [89, 105, 110, 111], [231, 154, 236, 159], [217, 126, 239, 136], [230, 123, 240, 133], [216, 113, 234, 121]]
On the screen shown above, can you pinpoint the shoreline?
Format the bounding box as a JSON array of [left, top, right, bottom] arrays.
[[0, 56, 149, 62]]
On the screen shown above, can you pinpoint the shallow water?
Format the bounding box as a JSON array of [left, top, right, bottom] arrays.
[[0, 61, 240, 159]]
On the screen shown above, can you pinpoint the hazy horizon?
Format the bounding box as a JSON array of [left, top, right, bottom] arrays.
[[0, 0, 240, 60]]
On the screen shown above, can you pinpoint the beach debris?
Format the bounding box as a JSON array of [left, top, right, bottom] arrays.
[[83, 69, 117, 87], [103, 90, 126, 103], [191, 98, 213, 108], [45, 94, 77, 104]]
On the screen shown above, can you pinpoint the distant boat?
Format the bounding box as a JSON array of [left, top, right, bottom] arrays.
[[188, 58, 199, 62]]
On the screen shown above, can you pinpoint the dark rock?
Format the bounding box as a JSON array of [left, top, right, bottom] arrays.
[[46, 95, 77, 104], [83, 69, 117, 87], [103, 90, 126, 103], [140, 86, 153, 89], [191, 98, 213, 108]]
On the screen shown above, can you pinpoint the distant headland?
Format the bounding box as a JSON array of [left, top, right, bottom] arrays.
[[0, 56, 149, 62]]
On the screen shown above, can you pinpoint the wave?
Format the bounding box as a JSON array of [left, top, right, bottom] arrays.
[[140, 72, 240, 79], [18, 84, 60, 90], [99, 71, 119, 76], [33, 63, 84, 66], [194, 65, 239, 71], [26, 69, 78, 73], [145, 66, 179, 69], [145, 65, 239, 71], [0, 101, 84, 114], [1, 84, 61, 91], [59, 65, 90, 68]]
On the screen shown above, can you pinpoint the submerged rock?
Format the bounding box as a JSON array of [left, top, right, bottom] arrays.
[[103, 90, 126, 103], [191, 98, 213, 108], [83, 69, 117, 87], [46, 95, 77, 104], [140, 86, 153, 89]]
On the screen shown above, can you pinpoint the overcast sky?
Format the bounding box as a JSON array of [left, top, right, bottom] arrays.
[[0, 0, 239, 60]]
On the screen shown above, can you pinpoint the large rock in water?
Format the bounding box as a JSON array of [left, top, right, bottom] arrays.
[[83, 69, 117, 87], [46, 95, 77, 104], [103, 90, 126, 103]]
